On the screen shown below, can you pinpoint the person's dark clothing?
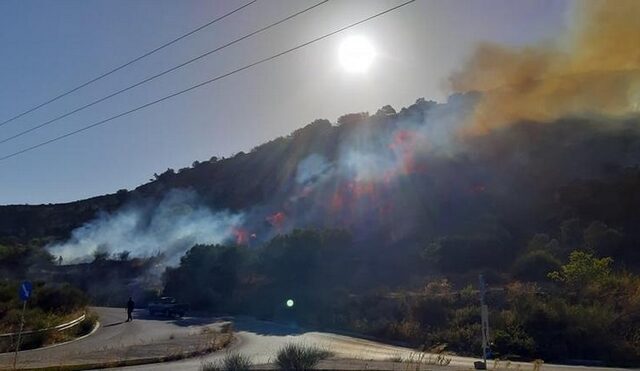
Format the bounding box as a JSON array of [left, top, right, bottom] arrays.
[[126, 299, 135, 322]]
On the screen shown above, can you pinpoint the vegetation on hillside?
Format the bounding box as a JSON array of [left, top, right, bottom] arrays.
[[1, 98, 640, 364], [162, 232, 640, 366], [0, 281, 92, 352]]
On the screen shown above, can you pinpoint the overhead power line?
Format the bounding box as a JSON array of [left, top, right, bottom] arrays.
[[0, 0, 417, 162], [0, 0, 258, 128], [0, 0, 330, 146]]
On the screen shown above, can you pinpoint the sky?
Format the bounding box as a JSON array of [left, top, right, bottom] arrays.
[[0, 0, 571, 205]]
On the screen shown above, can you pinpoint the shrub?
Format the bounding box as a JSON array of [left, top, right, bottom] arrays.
[[33, 284, 87, 314], [427, 323, 482, 354], [512, 250, 561, 282], [411, 298, 449, 329], [548, 250, 613, 288], [75, 311, 99, 336], [201, 353, 253, 371], [493, 326, 535, 357], [275, 344, 332, 370]]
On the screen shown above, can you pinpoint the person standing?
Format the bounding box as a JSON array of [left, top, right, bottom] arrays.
[[126, 297, 135, 322]]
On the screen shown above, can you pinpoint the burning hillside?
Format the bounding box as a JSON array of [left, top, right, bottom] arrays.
[[0, 0, 635, 270], [45, 100, 640, 267]]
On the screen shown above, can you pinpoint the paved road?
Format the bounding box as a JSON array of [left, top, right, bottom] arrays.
[[0, 306, 223, 369], [116, 314, 632, 371], [1, 307, 632, 370]]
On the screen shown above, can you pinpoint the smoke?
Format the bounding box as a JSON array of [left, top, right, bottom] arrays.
[[45, 1, 640, 267], [295, 153, 333, 186], [48, 190, 243, 265], [450, 0, 640, 132]]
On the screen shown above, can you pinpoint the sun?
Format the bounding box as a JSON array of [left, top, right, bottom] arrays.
[[339, 36, 375, 73]]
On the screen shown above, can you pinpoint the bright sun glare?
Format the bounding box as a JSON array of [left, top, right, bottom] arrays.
[[339, 36, 375, 73]]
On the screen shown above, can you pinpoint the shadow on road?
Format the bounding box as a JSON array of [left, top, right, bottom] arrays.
[[103, 321, 126, 328], [131, 309, 305, 335], [232, 317, 305, 336], [133, 311, 226, 328]]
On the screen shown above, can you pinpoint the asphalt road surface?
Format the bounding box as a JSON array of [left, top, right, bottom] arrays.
[[0, 307, 632, 370], [120, 317, 632, 371], [0, 306, 223, 369]]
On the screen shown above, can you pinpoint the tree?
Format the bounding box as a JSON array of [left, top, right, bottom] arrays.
[[422, 234, 512, 273], [255, 229, 352, 321], [583, 221, 623, 256], [512, 250, 561, 282], [116, 250, 131, 261], [163, 244, 247, 310], [375, 105, 396, 116], [560, 218, 582, 250], [337, 112, 369, 126], [92, 248, 109, 263], [548, 250, 613, 287], [526, 234, 561, 256]]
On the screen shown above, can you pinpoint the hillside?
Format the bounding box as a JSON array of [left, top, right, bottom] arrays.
[[2, 95, 640, 364], [3, 95, 640, 269]]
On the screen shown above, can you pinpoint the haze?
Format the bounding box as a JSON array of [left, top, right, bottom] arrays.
[[0, 0, 569, 204]]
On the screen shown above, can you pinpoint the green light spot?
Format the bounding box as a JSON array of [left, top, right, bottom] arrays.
[[286, 299, 294, 308]]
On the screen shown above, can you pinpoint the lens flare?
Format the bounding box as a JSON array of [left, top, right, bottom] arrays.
[[286, 299, 294, 307]]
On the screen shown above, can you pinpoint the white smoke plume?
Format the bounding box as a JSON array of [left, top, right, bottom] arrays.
[[47, 94, 481, 267], [295, 153, 333, 186], [48, 189, 243, 265]]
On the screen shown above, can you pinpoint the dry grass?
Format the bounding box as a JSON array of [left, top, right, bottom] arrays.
[[532, 359, 544, 371], [382, 351, 452, 371], [200, 353, 253, 371], [0, 311, 99, 353]]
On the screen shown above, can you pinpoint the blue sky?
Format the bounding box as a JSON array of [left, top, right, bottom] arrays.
[[0, 0, 570, 204]]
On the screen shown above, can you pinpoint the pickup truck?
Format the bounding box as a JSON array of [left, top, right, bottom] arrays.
[[148, 297, 189, 317]]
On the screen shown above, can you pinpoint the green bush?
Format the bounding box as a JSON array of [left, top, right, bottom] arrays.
[[512, 250, 561, 282], [427, 323, 482, 354], [493, 326, 535, 357], [548, 251, 613, 288], [33, 284, 87, 314], [0, 280, 89, 340], [275, 344, 332, 370]]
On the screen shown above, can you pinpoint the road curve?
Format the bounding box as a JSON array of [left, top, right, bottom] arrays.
[[117, 315, 632, 371], [0, 307, 632, 371], [0, 306, 224, 369]]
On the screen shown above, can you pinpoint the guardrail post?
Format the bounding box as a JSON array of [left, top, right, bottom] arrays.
[[13, 300, 26, 370]]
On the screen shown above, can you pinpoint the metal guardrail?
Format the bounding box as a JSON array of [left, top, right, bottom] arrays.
[[0, 313, 86, 338]]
